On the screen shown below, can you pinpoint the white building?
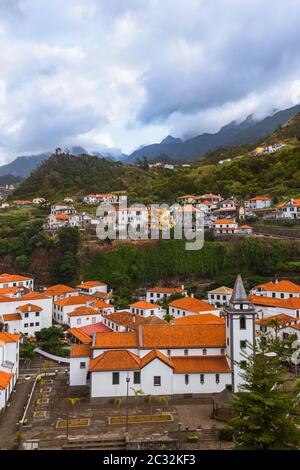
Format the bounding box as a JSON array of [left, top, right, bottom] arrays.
[[43, 284, 78, 301], [129, 301, 162, 317], [146, 286, 187, 304], [276, 199, 300, 219], [213, 219, 238, 235], [0, 293, 52, 336], [249, 295, 300, 320], [250, 279, 300, 299], [0, 273, 33, 291], [67, 306, 105, 328], [169, 296, 220, 318], [76, 281, 108, 296], [50, 203, 75, 215], [207, 286, 233, 306], [255, 313, 300, 340], [245, 196, 272, 210], [53, 295, 95, 325], [0, 332, 20, 413]]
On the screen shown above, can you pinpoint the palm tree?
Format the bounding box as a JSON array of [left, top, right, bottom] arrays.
[[158, 395, 169, 408], [113, 397, 124, 409], [131, 388, 144, 410]]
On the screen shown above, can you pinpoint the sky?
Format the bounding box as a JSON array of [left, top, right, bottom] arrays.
[[1, 0, 300, 163]]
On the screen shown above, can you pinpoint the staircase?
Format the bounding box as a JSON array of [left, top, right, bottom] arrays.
[[62, 437, 126, 450]]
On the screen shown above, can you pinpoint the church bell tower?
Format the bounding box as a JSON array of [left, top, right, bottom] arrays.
[[223, 274, 256, 392]]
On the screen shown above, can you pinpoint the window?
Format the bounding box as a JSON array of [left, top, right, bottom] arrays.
[[184, 349, 189, 356], [24, 313, 29, 318], [240, 316, 246, 330], [30, 323, 34, 327], [92, 317, 96, 323], [153, 376, 161, 387], [200, 374, 205, 384], [150, 310, 154, 316], [202, 349, 207, 356], [167, 349, 171, 357], [80, 362, 86, 369], [240, 361, 247, 368], [134, 371, 141, 384], [280, 293, 284, 299], [221, 348, 225, 355], [35, 312, 40, 317], [112, 372, 120, 385], [185, 374, 189, 385], [240, 340, 247, 349], [24, 323, 28, 328], [215, 374, 220, 384], [77, 318, 81, 325], [35, 322, 40, 327]]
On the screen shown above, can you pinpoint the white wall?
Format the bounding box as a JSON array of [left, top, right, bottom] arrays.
[[0, 298, 52, 336], [69, 357, 89, 386], [173, 372, 231, 394], [68, 314, 103, 328]]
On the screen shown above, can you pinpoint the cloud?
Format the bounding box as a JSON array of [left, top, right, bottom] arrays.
[[1, 0, 300, 163]]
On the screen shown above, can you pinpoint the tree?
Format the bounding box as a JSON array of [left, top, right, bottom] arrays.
[[228, 343, 300, 450], [57, 227, 81, 253], [66, 397, 81, 439], [20, 342, 36, 362], [163, 313, 174, 323]]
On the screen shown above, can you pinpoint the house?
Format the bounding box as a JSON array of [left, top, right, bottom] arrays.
[[32, 198, 46, 205], [177, 195, 196, 204], [168, 296, 220, 318], [76, 281, 108, 296], [0, 332, 20, 413], [145, 286, 187, 303], [245, 196, 272, 210], [45, 213, 70, 230], [83, 194, 120, 205], [238, 225, 253, 235], [256, 314, 300, 340], [50, 203, 75, 215], [43, 284, 78, 301], [91, 300, 114, 314], [249, 295, 300, 319], [102, 312, 166, 333], [172, 313, 225, 326], [250, 279, 300, 299], [207, 286, 233, 306], [69, 275, 256, 396], [276, 199, 300, 219], [0, 273, 33, 291], [0, 293, 53, 336], [13, 200, 32, 206], [67, 306, 104, 328], [212, 219, 238, 235], [68, 322, 111, 345], [197, 194, 223, 204], [53, 295, 95, 326], [129, 301, 162, 317]]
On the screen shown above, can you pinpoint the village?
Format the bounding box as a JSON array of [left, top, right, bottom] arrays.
[[0, 267, 299, 450]]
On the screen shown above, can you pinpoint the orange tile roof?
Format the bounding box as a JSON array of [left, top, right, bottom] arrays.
[[147, 287, 185, 294], [239, 225, 253, 229], [213, 219, 236, 225], [172, 356, 231, 373], [249, 196, 271, 201], [173, 314, 225, 325], [169, 297, 217, 313], [253, 280, 300, 293], [0, 273, 32, 283], [0, 370, 13, 390], [68, 328, 92, 344], [105, 312, 166, 330], [92, 300, 112, 309], [277, 199, 300, 208], [140, 324, 225, 349], [17, 303, 42, 313], [250, 295, 300, 310], [0, 286, 28, 295], [0, 332, 20, 343], [140, 349, 174, 369], [130, 301, 160, 309], [77, 281, 107, 288], [67, 306, 100, 317], [256, 314, 298, 327], [55, 295, 94, 307], [44, 284, 76, 296], [93, 331, 138, 349], [55, 214, 70, 220], [2, 313, 22, 322], [70, 344, 91, 357], [89, 350, 140, 372]]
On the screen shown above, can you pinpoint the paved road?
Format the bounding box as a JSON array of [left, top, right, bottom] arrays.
[[0, 378, 34, 450]]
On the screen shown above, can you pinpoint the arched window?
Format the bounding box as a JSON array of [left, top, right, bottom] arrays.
[[240, 316, 246, 330]]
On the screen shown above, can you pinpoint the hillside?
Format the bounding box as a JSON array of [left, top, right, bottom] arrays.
[[265, 111, 300, 144], [0, 153, 51, 178], [127, 104, 300, 163], [12, 153, 156, 200]]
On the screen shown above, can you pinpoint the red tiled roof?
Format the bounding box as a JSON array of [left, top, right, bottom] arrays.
[[77, 281, 107, 288], [67, 306, 100, 317], [89, 350, 140, 372], [130, 301, 160, 309], [0, 370, 13, 390], [147, 287, 185, 294], [173, 314, 224, 325], [0, 332, 20, 343], [253, 280, 300, 293], [17, 303, 42, 313], [256, 313, 299, 327], [55, 295, 94, 307], [140, 349, 173, 369], [169, 297, 217, 313], [172, 356, 231, 373], [93, 331, 138, 349], [68, 328, 93, 344], [70, 344, 91, 357], [2, 313, 22, 322]]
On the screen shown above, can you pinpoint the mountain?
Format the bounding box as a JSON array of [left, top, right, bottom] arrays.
[[0, 153, 51, 178], [127, 104, 300, 163], [11, 153, 154, 200]]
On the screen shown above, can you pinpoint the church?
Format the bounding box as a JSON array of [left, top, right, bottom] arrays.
[[69, 275, 256, 399]]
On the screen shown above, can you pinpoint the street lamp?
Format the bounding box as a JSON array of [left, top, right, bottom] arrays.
[[125, 375, 130, 434]]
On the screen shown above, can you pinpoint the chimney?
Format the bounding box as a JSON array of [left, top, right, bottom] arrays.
[[29, 305, 31, 312], [132, 314, 136, 324], [181, 284, 184, 291], [191, 293, 194, 298], [274, 274, 279, 284]]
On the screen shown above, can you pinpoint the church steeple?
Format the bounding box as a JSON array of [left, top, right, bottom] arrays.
[[223, 274, 256, 392]]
